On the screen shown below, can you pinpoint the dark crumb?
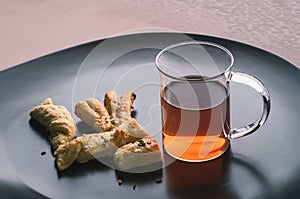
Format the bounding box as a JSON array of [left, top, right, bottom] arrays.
[[155, 178, 162, 183], [118, 179, 123, 186], [41, 151, 46, 156], [138, 139, 145, 146], [133, 185, 136, 190]]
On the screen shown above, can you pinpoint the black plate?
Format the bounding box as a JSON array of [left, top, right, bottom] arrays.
[[0, 33, 299, 199]]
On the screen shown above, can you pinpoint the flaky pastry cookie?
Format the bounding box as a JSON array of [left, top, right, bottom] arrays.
[[30, 98, 76, 150]]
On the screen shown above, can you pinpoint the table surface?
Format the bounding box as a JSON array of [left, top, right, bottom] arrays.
[[1, 0, 300, 71]]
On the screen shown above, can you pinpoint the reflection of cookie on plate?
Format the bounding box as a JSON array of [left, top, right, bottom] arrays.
[[113, 136, 162, 171]]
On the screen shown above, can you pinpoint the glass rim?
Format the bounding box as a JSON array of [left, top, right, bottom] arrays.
[[155, 41, 235, 81]]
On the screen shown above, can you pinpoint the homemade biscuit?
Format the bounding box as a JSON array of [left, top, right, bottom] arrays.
[[75, 98, 114, 132], [113, 136, 162, 171], [30, 98, 76, 150]]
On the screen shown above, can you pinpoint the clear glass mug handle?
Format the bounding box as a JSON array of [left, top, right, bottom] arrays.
[[226, 72, 271, 139]]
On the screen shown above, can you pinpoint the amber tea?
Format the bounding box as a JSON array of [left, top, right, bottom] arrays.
[[161, 80, 230, 161]]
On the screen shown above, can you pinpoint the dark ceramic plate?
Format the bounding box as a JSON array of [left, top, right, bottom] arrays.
[[0, 33, 299, 199]]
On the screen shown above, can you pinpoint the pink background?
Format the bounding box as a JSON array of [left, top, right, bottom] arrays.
[[1, 0, 299, 71]]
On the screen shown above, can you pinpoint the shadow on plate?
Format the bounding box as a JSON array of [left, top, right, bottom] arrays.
[[164, 148, 232, 199], [163, 147, 275, 199], [58, 157, 113, 178]]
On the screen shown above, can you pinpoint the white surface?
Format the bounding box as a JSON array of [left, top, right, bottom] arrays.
[[0, 0, 299, 71]]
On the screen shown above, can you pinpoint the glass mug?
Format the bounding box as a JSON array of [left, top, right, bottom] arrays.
[[155, 41, 270, 162]]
